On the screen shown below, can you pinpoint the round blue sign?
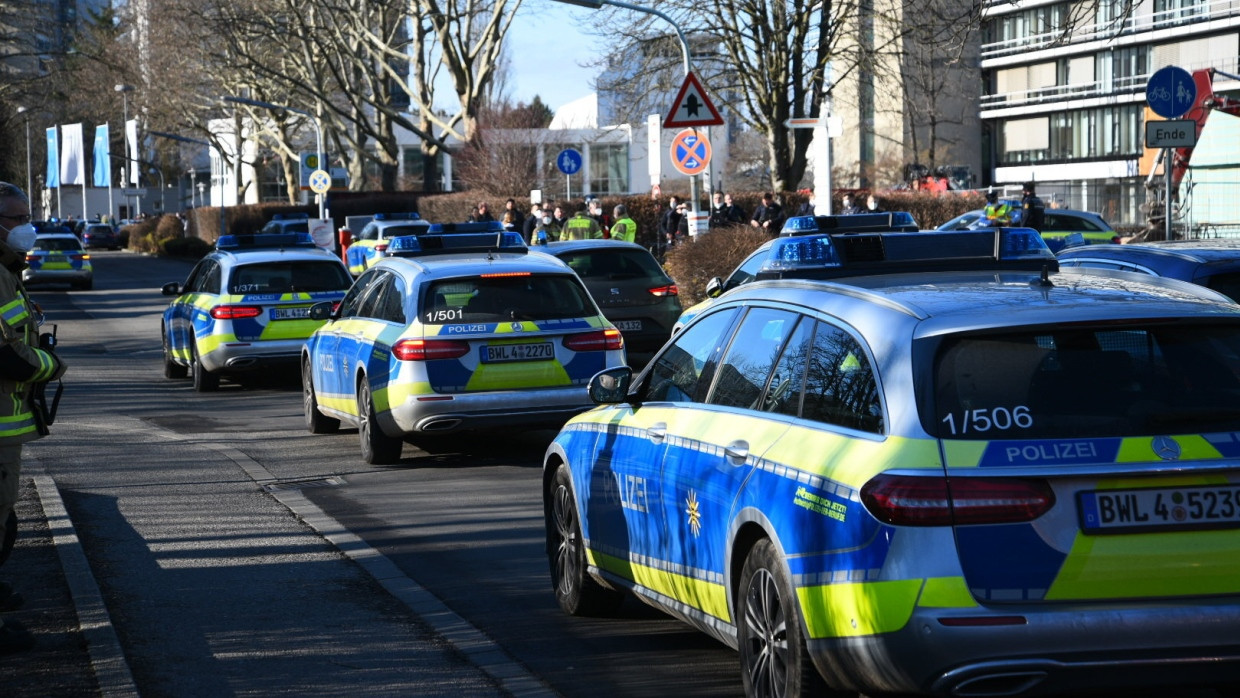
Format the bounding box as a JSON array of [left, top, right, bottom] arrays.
[[1146, 66, 1197, 119], [556, 148, 583, 176]]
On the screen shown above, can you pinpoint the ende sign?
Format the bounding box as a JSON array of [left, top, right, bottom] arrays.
[[1145, 119, 1197, 148]]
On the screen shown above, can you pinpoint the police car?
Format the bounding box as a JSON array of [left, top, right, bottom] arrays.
[[260, 212, 311, 235], [345, 212, 430, 277], [161, 232, 352, 391], [544, 216, 1240, 696], [1058, 238, 1240, 302], [302, 222, 627, 464], [24, 232, 93, 290]]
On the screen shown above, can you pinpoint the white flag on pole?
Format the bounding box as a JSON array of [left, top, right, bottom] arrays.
[[60, 123, 85, 186], [127, 119, 140, 184]]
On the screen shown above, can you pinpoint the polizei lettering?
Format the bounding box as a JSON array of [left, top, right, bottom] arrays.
[[1005, 441, 1098, 464]]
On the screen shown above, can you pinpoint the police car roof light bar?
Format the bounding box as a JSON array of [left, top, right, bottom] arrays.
[[271, 213, 311, 220], [216, 232, 318, 250], [373, 212, 422, 221], [387, 231, 528, 258], [758, 228, 1056, 279], [781, 213, 919, 236], [427, 221, 507, 235]]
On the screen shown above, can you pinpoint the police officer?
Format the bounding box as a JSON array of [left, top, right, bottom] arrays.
[[610, 205, 637, 243], [0, 182, 67, 654], [562, 202, 603, 240], [1021, 182, 1045, 232], [984, 190, 1013, 226]]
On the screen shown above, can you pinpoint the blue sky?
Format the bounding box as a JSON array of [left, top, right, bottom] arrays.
[[504, 2, 600, 111]]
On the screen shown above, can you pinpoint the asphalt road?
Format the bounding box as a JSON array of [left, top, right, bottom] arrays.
[[9, 249, 1228, 698], [16, 249, 742, 697]]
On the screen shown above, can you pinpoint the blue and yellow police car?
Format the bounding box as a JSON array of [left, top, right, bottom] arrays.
[[302, 222, 627, 464], [345, 212, 430, 277], [545, 216, 1240, 696], [1059, 238, 1240, 303], [161, 232, 352, 392], [23, 232, 93, 290]]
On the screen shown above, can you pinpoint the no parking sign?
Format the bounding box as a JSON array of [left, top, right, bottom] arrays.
[[670, 130, 711, 176]]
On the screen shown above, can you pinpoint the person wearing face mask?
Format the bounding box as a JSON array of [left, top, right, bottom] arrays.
[[866, 194, 885, 213], [0, 182, 67, 655]]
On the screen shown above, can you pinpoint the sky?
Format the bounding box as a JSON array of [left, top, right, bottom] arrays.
[[503, 2, 602, 112]]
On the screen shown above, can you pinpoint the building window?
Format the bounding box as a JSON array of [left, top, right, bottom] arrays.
[[1003, 104, 1143, 165], [995, 2, 1070, 46], [588, 144, 629, 195]]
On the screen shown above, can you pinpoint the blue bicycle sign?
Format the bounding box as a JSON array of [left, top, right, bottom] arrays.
[[1147, 66, 1197, 119]]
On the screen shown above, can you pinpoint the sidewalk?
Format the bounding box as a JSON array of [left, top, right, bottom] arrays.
[[0, 466, 121, 697]]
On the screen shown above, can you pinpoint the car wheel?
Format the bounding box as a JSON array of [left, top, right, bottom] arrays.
[[357, 379, 400, 464], [191, 344, 219, 392], [162, 327, 187, 379], [738, 538, 831, 698], [75, 280, 93, 291], [547, 462, 623, 616], [303, 357, 338, 434]]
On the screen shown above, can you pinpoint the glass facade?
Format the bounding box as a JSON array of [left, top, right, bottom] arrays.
[[997, 104, 1142, 164], [588, 144, 629, 196]]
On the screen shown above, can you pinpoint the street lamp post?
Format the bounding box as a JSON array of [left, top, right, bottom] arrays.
[[150, 131, 226, 239], [114, 84, 138, 219], [15, 107, 31, 205], [550, 0, 705, 228], [222, 96, 326, 219]]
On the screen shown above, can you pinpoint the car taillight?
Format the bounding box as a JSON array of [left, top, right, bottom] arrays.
[[24, 255, 35, 263], [70, 254, 89, 261], [564, 328, 624, 352], [376, 243, 388, 253], [210, 305, 264, 320], [860, 474, 1054, 526], [649, 284, 679, 297], [392, 338, 470, 361]]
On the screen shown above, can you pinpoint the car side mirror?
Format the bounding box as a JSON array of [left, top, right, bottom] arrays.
[[161, 282, 181, 296], [309, 300, 337, 321], [588, 366, 632, 404], [705, 276, 724, 298]]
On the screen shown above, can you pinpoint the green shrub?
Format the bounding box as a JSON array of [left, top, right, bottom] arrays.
[[162, 236, 212, 258]]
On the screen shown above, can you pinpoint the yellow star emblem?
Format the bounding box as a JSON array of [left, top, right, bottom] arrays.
[[686, 490, 702, 537]]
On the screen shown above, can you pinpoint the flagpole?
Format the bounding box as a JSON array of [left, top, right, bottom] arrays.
[[106, 122, 114, 221]]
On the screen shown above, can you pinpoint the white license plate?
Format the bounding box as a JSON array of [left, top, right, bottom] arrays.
[[1078, 485, 1240, 533], [482, 342, 554, 363], [613, 320, 642, 331], [271, 307, 311, 320]]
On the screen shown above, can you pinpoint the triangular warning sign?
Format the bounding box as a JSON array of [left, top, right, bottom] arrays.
[[664, 72, 724, 129]]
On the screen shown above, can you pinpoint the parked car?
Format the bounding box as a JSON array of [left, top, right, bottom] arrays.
[[1058, 238, 1240, 302], [81, 223, 121, 250], [23, 233, 93, 290], [937, 206, 1120, 252], [533, 239, 681, 366], [545, 222, 1240, 696]]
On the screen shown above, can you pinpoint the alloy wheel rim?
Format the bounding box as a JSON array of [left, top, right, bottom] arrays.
[[552, 485, 577, 596], [743, 568, 789, 698]]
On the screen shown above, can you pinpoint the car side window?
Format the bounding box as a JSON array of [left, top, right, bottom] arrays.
[[359, 224, 379, 242], [726, 250, 767, 291], [708, 307, 801, 410], [801, 322, 883, 433], [373, 274, 407, 323], [646, 308, 739, 403], [338, 270, 383, 318], [196, 261, 222, 294], [353, 273, 395, 320], [760, 316, 814, 417]]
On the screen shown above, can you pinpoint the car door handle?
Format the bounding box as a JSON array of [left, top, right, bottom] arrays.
[[647, 422, 667, 442], [725, 440, 749, 465]]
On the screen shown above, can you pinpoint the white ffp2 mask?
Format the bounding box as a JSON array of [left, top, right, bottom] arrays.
[[4, 224, 36, 253]]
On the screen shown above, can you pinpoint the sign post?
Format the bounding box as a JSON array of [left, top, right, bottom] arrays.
[[556, 148, 582, 201], [665, 72, 724, 232], [1146, 66, 1198, 241]]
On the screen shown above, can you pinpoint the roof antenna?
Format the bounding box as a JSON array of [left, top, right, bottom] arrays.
[[1031, 264, 1054, 287]]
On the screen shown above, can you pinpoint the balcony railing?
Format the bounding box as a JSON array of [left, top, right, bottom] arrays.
[[982, 0, 1240, 59], [981, 74, 1149, 109]]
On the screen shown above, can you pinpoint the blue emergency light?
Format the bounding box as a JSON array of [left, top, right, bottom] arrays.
[[270, 213, 310, 221], [216, 232, 318, 250], [373, 212, 422, 221], [781, 212, 919, 236], [427, 222, 507, 234], [387, 230, 527, 257], [759, 227, 1055, 278]]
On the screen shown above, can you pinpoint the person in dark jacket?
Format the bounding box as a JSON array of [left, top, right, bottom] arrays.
[[750, 192, 785, 234]]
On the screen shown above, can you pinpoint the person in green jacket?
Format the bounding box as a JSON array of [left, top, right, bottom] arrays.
[[562, 202, 603, 240], [610, 205, 637, 243], [0, 182, 67, 654]]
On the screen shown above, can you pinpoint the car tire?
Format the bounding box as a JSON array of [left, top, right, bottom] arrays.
[[303, 357, 338, 434], [162, 327, 187, 379], [75, 280, 93, 291], [547, 462, 623, 616], [191, 345, 219, 392], [357, 379, 400, 464], [738, 538, 832, 697]]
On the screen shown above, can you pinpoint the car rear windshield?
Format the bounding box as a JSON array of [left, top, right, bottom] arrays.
[[556, 249, 666, 281], [378, 224, 428, 238], [931, 322, 1240, 439], [33, 237, 82, 252], [423, 274, 595, 323], [228, 261, 351, 294]]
